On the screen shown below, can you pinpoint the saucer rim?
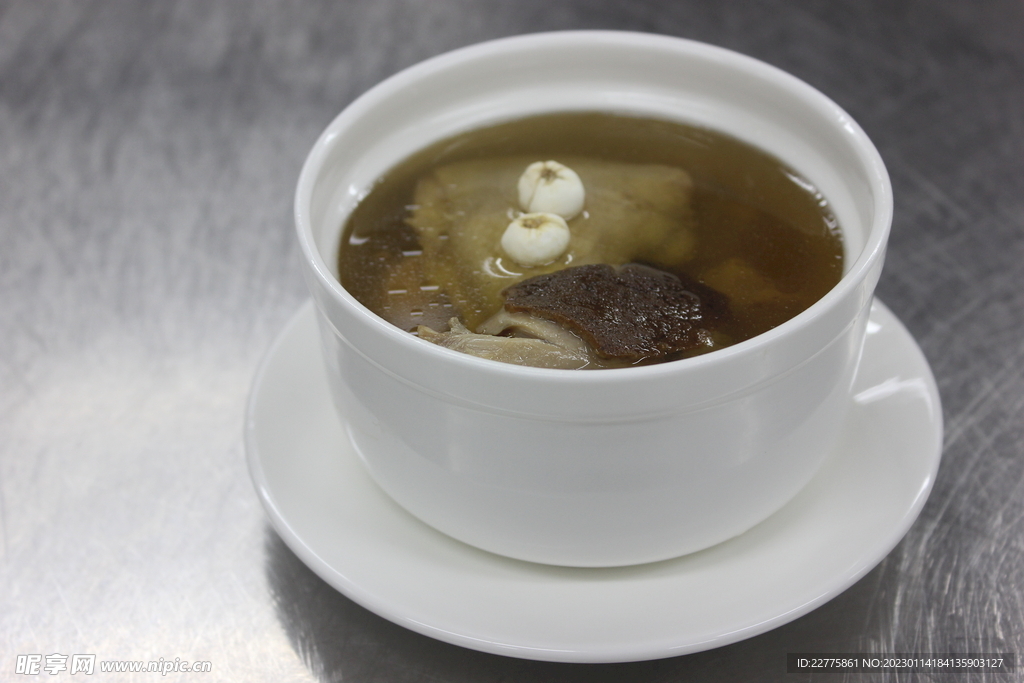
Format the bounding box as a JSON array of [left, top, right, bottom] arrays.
[[246, 298, 942, 663]]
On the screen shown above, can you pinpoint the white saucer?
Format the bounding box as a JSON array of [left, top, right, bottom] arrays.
[[246, 299, 942, 664]]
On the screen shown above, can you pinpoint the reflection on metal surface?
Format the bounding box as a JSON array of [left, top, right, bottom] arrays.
[[264, 526, 924, 681], [265, 527, 549, 682], [265, 526, 721, 680]]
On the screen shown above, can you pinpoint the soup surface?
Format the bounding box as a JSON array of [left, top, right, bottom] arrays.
[[338, 113, 843, 368]]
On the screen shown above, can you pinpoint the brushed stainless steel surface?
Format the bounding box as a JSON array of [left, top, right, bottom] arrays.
[[1, 1, 1021, 681]]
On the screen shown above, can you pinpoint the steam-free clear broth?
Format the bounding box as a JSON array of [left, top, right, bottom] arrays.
[[337, 112, 843, 363]]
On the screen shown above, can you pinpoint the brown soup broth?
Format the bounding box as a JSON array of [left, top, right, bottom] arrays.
[[338, 112, 843, 355]]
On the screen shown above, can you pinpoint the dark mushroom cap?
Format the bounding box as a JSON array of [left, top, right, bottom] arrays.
[[502, 263, 728, 362]]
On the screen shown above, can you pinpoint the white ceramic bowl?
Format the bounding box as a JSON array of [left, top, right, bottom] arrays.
[[295, 31, 892, 567]]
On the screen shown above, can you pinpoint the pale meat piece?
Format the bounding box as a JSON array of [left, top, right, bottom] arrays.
[[417, 318, 592, 370], [406, 155, 696, 328]]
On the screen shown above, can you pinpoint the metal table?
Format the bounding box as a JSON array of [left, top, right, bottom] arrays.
[[2, 1, 1021, 680]]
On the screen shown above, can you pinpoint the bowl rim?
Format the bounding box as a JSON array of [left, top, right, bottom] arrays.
[[294, 30, 893, 386]]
